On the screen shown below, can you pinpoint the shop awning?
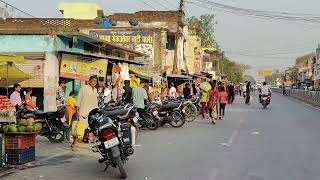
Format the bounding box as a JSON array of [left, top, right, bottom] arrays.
[[129, 65, 153, 80], [0, 54, 25, 63], [0, 63, 32, 87], [59, 50, 145, 65], [167, 74, 192, 80]]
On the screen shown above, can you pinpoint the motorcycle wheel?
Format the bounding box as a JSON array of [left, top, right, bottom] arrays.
[[184, 104, 197, 122], [115, 156, 127, 179], [169, 111, 185, 128], [143, 113, 159, 130], [47, 122, 65, 143]]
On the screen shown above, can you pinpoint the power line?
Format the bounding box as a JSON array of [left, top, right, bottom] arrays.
[[0, 0, 35, 18], [148, 0, 171, 10], [161, 0, 179, 9], [186, 0, 320, 24], [138, 0, 158, 11]]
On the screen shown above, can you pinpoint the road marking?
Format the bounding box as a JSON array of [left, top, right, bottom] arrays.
[[227, 130, 239, 145], [208, 168, 219, 180], [239, 118, 244, 124]]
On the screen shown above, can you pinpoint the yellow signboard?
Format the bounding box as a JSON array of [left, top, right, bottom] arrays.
[[60, 54, 107, 80], [259, 69, 273, 77]]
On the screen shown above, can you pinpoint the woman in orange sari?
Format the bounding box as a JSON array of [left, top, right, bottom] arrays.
[[25, 88, 37, 110]]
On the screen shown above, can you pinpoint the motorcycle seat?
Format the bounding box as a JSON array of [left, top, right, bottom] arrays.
[[159, 103, 180, 110], [32, 110, 57, 119], [103, 109, 130, 119], [103, 106, 124, 112]]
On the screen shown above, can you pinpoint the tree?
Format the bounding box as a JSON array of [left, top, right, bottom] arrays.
[[221, 56, 250, 84], [187, 14, 217, 48]]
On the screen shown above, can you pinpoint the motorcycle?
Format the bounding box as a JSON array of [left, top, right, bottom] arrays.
[[138, 103, 159, 130], [260, 94, 271, 109], [16, 102, 67, 143], [163, 97, 198, 122], [150, 101, 186, 128], [88, 107, 137, 179]]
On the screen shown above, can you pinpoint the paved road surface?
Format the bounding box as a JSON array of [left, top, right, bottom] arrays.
[[2, 93, 320, 180]]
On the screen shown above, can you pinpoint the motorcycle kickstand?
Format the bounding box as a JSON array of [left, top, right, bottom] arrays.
[[103, 161, 111, 172]]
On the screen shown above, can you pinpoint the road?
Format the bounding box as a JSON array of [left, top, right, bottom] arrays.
[[2, 93, 320, 180]]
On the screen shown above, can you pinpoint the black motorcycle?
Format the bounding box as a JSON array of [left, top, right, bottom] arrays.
[[139, 103, 160, 130], [260, 94, 271, 109], [16, 103, 67, 143], [150, 102, 186, 128], [88, 107, 137, 179]]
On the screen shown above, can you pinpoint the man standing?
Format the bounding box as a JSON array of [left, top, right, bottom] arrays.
[[10, 84, 22, 109], [227, 82, 235, 104], [133, 81, 148, 120], [56, 81, 66, 111], [122, 80, 133, 104], [245, 81, 251, 105], [168, 83, 177, 99], [76, 75, 99, 123], [183, 83, 191, 99]]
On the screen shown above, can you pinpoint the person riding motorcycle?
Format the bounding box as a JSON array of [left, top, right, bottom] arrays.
[[259, 82, 271, 103]]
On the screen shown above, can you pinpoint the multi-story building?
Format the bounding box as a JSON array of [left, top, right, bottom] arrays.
[[295, 52, 316, 88]]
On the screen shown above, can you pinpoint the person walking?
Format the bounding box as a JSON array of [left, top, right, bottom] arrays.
[[245, 81, 251, 105], [282, 83, 288, 96], [227, 82, 235, 104], [133, 81, 149, 122], [10, 84, 22, 109], [208, 80, 219, 124], [183, 83, 191, 99], [239, 84, 243, 96], [199, 76, 212, 120], [66, 91, 76, 126], [218, 86, 228, 120]]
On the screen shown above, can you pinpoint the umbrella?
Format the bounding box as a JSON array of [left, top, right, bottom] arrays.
[[0, 55, 30, 96]]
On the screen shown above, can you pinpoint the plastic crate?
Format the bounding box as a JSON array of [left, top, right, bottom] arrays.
[[5, 134, 36, 150], [5, 147, 35, 165]]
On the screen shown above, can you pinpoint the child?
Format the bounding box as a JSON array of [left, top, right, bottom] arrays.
[[66, 91, 76, 126], [218, 86, 228, 120]]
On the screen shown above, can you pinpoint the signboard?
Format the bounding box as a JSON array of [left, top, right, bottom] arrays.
[[59, 54, 107, 80], [259, 69, 273, 77], [89, 31, 154, 45]]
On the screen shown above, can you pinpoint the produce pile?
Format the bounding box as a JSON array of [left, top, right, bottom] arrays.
[[0, 95, 15, 117], [0, 119, 42, 133]]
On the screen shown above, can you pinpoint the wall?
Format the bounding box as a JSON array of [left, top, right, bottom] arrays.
[[188, 35, 201, 74], [273, 88, 320, 107], [0, 35, 84, 53], [58, 2, 102, 20], [44, 52, 60, 111], [0, 35, 55, 52]]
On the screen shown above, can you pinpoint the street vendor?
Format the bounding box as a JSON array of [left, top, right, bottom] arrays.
[[10, 84, 22, 109]]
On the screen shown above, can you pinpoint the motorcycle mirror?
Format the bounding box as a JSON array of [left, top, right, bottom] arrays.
[[23, 91, 26, 96]]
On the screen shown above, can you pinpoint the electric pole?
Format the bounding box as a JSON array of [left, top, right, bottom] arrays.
[[172, 0, 184, 74]]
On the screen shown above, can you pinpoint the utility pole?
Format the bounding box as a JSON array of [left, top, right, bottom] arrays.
[[172, 0, 184, 74]]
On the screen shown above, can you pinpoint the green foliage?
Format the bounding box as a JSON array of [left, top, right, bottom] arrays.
[[222, 57, 248, 84], [187, 14, 216, 48]]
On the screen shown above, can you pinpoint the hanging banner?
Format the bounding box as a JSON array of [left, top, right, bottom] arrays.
[[59, 54, 107, 80]]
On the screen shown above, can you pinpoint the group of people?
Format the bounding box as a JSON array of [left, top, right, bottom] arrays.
[[10, 84, 39, 111]]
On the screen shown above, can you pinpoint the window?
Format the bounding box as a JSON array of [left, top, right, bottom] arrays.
[[166, 34, 175, 50]]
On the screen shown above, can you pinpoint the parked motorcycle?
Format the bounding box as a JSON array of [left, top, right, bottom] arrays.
[[88, 107, 137, 179], [139, 103, 159, 130], [261, 95, 271, 109], [150, 101, 186, 128], [16, 103, 67, 143]]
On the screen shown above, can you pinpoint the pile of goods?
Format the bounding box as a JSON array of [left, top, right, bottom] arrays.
[[0, 119, 42, 165], [0, 119, 42, 133], [0, 95, 15, 117]]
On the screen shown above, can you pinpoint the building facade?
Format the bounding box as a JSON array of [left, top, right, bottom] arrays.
[[314, 45, 320, 89]]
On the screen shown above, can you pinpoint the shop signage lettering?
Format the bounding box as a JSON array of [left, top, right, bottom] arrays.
[[90, 31, 154, 44]]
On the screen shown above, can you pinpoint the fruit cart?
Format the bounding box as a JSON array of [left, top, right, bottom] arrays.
[[0, 95, 16, 124]]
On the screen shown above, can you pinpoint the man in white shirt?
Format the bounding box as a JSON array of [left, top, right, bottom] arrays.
[[259, 82, 271, 102], [168, 83, 176, 99]]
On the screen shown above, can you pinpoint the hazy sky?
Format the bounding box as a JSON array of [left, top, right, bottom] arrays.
[[5, 0, 320, 77]]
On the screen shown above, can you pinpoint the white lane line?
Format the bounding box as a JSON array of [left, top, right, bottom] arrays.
[[208, 168, 219, 180], [227, 130, 239, 145], [239, 118, 244, 124]]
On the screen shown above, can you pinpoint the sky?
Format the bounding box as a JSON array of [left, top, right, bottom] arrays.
[[4, 0, 320, 78]]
